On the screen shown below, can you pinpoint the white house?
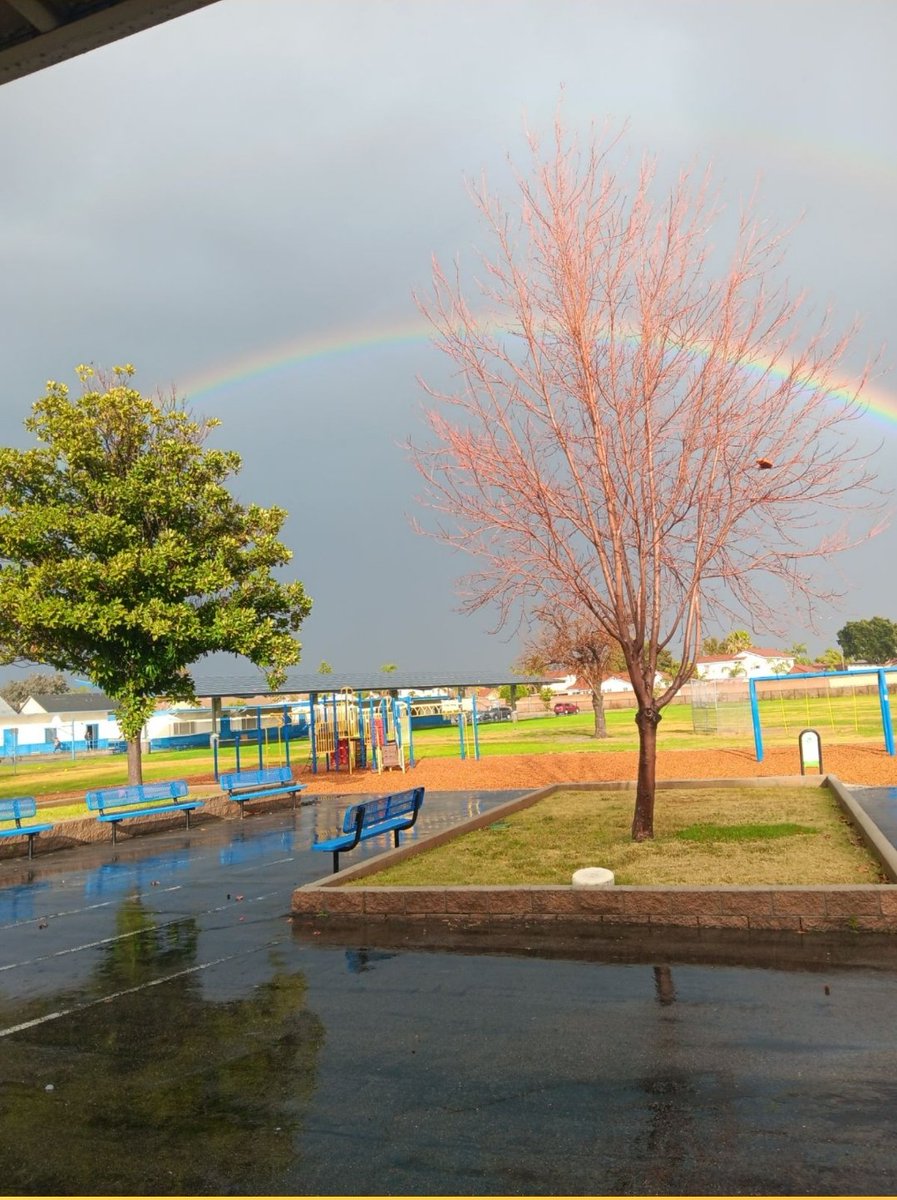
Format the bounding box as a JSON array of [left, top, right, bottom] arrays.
[[600, 674, 634, 693], [695, 648, 795, 681], [6, 692, 121, 755], [545, 672, 579, 693], [1, 692, 311, 757]]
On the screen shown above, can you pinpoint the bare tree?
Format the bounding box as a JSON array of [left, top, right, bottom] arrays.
[[412, 121, 881, 840], [521, 610, 620, 738]]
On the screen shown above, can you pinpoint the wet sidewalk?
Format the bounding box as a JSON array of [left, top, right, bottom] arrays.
[[850, 784, 897, 848], [1, 787, 897, 1195]]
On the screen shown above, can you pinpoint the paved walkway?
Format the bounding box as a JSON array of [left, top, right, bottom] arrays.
[[1, 787, 897, 1194], [850, 784, 897, 847]]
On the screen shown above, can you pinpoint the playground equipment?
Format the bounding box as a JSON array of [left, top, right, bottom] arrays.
[[439, 694, 481, 761], [210, 702, 306, 780], [308, 692, 415, 775], [748, 667, 896, 761]]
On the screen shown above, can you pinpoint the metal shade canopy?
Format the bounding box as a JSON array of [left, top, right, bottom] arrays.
[[184, 662, 548, 699]]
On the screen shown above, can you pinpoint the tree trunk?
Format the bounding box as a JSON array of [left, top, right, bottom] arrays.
[[127, 738, 143, 786], [591, 688, 607, 739], [631, 704, 661, 840]]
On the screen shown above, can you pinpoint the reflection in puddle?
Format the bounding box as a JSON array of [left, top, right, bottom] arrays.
[[0, 896, 324, 1195]]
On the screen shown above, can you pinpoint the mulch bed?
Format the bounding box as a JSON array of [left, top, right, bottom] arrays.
[[229, 743, 897, 795]]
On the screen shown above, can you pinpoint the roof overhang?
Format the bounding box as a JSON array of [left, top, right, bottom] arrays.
[[0, 0, 220, 85]]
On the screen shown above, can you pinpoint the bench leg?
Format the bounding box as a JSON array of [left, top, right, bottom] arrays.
[[332, 849, 340, 874], [111, 820, 119, 847], [185, 808, 192, 831], [393, 830, 401, 848], [240, 801, 246, 820], [27, 833, 35, 861]]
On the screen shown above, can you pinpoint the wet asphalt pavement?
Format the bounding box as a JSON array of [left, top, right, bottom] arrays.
[[1, 787, 897, 1195]]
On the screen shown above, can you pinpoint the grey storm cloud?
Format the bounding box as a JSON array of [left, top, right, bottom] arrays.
[[1, 0, 894, 672]]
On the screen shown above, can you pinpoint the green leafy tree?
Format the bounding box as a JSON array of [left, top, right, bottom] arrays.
[[701, 636, 725, 655], [836, 617, 897, 664], [655, 648, 677, 678], [820, 647, 847, 671], [317, 660, 333, 674], [703, 631, 754, 656], [380, 663, 398, 674], [0, 669, 70, 712], [723, 630, 753, 653], [0, 365, 312, 783]]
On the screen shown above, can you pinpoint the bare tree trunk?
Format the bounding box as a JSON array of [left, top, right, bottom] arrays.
[[127, 738, 143, 786], [632, 705, 661, 840], [591, 687, 607, 739]]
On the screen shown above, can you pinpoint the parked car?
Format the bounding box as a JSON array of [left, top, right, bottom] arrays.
[[553, 701, 579, 715], [479, 705, 512, 723]]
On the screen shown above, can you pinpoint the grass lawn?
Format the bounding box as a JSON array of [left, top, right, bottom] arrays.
[[357, 785, 885, 887]]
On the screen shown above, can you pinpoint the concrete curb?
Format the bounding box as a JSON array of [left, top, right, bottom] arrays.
[[827, 775, 897, 882], [291, 775, 897, 935]]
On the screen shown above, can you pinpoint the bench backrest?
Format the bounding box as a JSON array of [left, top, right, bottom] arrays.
[[342, 787, 425, 833], [219, 767, 293, 790], [85, 780, 189, 812], [0, 797, 38, 824]]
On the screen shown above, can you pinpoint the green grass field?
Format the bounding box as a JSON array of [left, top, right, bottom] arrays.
[[352, 784, 884, 887], [1, 690, 892, 812]]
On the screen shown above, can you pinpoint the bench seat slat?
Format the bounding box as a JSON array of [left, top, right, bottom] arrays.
[[85, 780, 200, 845], [313, 786, 425, 871], [0, 823, 54, 836], [0, 798, 54, 859], [219, 768, 305, 818], [228, 785, 305, 801], [95, 802, 202, 823]]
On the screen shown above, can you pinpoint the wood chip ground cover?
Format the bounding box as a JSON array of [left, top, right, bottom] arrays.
[[357, 786, 885, 887]]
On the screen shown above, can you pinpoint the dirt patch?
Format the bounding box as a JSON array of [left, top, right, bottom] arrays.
[[32, 743, 897, 808], [266, 743, 897, 795]]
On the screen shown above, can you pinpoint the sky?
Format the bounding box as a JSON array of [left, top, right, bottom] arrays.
[[0, 0, 895, 678]]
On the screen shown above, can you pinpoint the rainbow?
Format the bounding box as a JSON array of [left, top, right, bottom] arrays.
[[176, 316, 897, 430]]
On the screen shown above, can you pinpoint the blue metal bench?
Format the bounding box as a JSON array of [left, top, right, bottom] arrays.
[[85, 780, 203, 845], [313, 786, 425, 873], [218, 767, 306, 819], [0, 797, 54, 860]]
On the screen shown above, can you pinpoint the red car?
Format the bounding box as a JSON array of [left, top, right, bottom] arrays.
[[553, 701, 578, 715]]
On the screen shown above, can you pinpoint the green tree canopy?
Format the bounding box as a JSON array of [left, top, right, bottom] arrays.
[[820, 647, 847, 671], [703, 630, 754, 655], [836, 617, 897, 665], [0, 365, 312, 781]]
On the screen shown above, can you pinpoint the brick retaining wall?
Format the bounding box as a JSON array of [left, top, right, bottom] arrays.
[[291, 775, 897, 934], [291, 882, 897, 933]]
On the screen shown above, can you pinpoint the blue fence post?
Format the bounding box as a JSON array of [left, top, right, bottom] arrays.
[[309, 693, 318, 774], [357, 695, 367, 770], [472, 693, 480, 760], [234, 731, 241, 773], [749, 679, 764, 762], [877, 669, 895, 757], [457, 687, 466, 761], [256, 705, 264, 771], [283, 711, 292, 772], [406, 698, 415, 768]]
